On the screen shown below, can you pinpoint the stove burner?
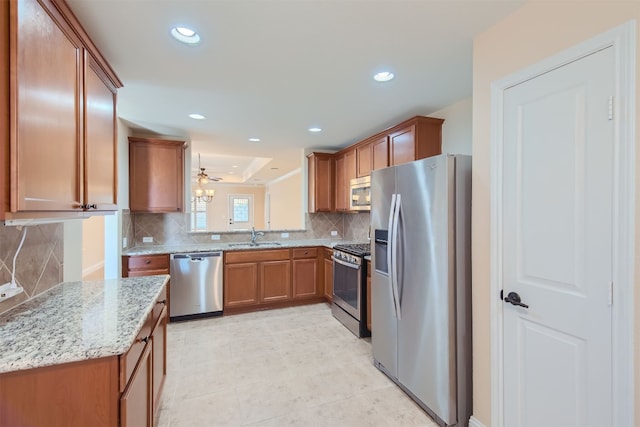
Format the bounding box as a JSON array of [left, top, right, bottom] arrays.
[[333, 243, 371, 257]]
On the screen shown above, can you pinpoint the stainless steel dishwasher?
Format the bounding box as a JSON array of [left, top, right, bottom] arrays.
[[170, 252, 223, 321]]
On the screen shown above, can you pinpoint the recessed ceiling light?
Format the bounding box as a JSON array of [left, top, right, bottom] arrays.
[[373, 71, 395, 82], [171, 26, 201, 45], [189, 113, 206, 120], [248, 138, 261, 142], [308, 127, 322, 133], [232, 165, 239, 168]]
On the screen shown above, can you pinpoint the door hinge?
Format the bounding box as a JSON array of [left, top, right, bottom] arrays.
[[609, 281, 613, 306], [608, 96, 614, 120]]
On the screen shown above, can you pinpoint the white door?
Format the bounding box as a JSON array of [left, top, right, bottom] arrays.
[[502, 47, 614, 426], [228, 194, 254, 231]]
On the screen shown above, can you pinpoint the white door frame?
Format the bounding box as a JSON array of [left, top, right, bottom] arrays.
[[489, 21, 636, 427]]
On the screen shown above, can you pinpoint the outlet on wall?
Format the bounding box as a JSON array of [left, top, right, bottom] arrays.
[[122, 237, 128, 248], [211, 234, 221, 240], [281, 232, 289, 238], [142, 237, 153, 243], [330, 230, 338, 236]]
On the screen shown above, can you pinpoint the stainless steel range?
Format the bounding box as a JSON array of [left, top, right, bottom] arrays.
[[332, 242, 371, 338]]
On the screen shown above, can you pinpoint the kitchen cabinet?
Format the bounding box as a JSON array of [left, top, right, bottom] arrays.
[[307, 152, 334, 213], [224, 249, 291, 310], [292, 247, 319, 299], [129, 137, 185, 213], [120, 335, 153, 427], [224, 247, 325, 313], [323, 248, 334, 302], [388, 116, 444, 166], [356, 135, 389, 177], [1, 0, 121, 219], [335, 149, 356, 211]]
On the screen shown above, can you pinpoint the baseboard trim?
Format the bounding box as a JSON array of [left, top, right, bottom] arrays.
[[469, 416, 487, 427]]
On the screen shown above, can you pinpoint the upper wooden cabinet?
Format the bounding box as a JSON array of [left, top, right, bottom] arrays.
[[388, 116, 444, 166], [307, 152, 334, 213], [1, 0, 121, 220], [356, 135, 388, 177], [335, 149, 356, 212], [128, 137, 185, 213]]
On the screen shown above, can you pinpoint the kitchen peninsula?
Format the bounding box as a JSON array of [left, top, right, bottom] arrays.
[[0, 275, 169, 426]]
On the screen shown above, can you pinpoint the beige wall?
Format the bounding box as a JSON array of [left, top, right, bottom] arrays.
[[473, 2, 639, 425], [266, 170, 304, 230], [205, 185, 266, 231], [81, 215, 105, 280], [429, 97, 472, 155]]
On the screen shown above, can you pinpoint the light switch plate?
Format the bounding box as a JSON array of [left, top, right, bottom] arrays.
[[122, 237, 128, 248], [281, 232, 289, 238], [330, 230, 338, 236], [211, 234, 221, 240], [142, 237, 153, 243]]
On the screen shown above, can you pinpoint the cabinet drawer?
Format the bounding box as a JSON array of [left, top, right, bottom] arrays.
[[126, 254, 169, 271], [225, 249, 290, 264], [119, 312, 154, 393], [292, 247, 318, 259]]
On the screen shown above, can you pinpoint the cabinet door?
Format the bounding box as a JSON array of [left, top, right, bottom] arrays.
[[224, 262, 258, 308], [323, 257, 333, 302], [12, 0, 83, 211], [129, 138, 184, 213], [334, 155, 346, 211], [307, 153, 333, 213], [84, 52, 117, 210], [152, 305, 167, 416], [345, 149, 357, 202], [371, 136, 389, 170], [356, 143, 372, 178], [293, 258, 318, 299], [260, 260, 291, 302], [120, 340, 153, 427], [389, 125, 416, 166]]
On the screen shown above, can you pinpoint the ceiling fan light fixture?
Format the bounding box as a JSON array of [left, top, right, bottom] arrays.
[[171, 26, 201, 45], [373, 71, 395, 82]]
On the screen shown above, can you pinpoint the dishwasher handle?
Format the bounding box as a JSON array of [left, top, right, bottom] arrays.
[[171, 252, 222, 261]]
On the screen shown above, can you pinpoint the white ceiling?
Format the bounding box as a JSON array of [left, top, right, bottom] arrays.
[[67, 0, 524, 184]]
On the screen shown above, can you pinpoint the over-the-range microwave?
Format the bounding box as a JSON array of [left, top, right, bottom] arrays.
[[350, 176, 371, 211]]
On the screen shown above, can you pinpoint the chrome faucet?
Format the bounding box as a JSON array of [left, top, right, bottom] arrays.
[[250, 227, 264, 245]]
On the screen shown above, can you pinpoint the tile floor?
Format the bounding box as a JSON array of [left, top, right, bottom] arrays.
[[158, 303, 437, 426]]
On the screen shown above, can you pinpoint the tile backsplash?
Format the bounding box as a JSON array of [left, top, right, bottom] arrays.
[[0, 224, 64, 314], [130, 212, 371, 247]]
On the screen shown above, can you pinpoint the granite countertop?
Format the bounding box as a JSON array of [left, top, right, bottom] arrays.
[[0, 275, 169, 374], [122, 239, 347, 256]]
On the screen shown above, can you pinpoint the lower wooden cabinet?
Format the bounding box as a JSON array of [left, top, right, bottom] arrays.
[[323, 248, 334, 302], [120, 338, 153, 427], [292, 247, 319, 299], [224, 247, 325, 312], [123, 254, 171, 316]]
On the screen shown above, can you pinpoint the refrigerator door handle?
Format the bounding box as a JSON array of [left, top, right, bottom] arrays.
[[391, 193, 402, 320], [387, 193, 399, 319]]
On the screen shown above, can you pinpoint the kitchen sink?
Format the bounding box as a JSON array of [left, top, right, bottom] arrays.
[[227, 242, 283, 248]]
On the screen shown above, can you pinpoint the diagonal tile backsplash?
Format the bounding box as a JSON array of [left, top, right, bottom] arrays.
[[0, 223, 64, 315]]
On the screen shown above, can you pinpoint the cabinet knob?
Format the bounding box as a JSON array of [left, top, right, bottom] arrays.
[[145, 260, 151, 264]]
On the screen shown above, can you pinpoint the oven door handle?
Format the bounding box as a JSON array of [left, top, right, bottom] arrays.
[[332, 257, 360, 270]]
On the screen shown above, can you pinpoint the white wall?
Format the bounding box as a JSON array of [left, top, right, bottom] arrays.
[[429, 97, 472, 155], [266, 169, 304, 230]]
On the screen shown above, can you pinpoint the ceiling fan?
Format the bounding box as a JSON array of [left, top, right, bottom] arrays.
[[195, 153, 222, 184]]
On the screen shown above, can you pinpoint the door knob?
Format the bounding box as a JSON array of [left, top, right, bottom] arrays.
[[504, 291, 529, 309]]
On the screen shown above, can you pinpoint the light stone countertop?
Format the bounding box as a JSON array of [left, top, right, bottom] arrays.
[[122, 239, 349, 256], [0, 275, 169, 374]]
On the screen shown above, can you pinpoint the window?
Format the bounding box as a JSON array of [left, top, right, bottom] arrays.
[[191, 198, 207, 231], [228, 195, 254, 230]]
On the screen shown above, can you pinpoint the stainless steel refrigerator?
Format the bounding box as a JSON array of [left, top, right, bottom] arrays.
[[371, 154, 472, 427]]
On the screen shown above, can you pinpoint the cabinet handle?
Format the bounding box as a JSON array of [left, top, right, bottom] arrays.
[[88, 204, 97, 210], [157, 299, 167, 305], [145, 260, 151, 264], [138, 336, 149, 344]]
